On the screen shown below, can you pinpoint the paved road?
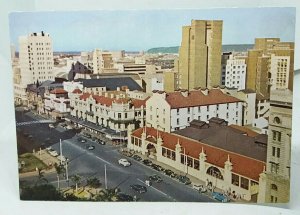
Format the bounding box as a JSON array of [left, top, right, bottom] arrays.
[[17, 110, 215, 202]]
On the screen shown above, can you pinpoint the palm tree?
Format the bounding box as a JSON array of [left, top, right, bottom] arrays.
[[54, 163, 64, 190], [35, 168, 48, 186], [95, 188, 117, 202], [71, 174, 81, 193]]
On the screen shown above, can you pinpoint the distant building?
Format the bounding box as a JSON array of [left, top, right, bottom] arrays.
[[163, 71, 178, 92], [177, 20, 223, 90], [93, 49, 113, 74], [68, 61, 92, 81], [146, 88, 243, 132], [224, 54, 247, 90], [128, 119, 267, 201]]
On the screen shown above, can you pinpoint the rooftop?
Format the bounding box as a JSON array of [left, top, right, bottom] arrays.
[[164, 89, 242, 109]]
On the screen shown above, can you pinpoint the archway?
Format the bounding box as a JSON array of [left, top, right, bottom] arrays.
[[206, 166, 224, 180], [146, 143, 156, 157]]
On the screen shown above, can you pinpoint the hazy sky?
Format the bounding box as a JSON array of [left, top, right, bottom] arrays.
[[9, 8, 295, 52]]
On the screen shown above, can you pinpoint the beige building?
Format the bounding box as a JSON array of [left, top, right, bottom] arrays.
[[177, 20, 223, 90], [163, 70, 178, 92], [128, 120, 267, 201], [93, 49, 113, 74], [258, 89, 292, 203], [246, 38, 294, 98]]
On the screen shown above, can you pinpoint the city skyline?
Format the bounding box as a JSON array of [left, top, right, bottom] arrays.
[[9, 8, 295, 52]]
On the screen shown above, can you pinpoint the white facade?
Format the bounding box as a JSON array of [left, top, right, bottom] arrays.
[[19, 32, 54, 85], [146, 89, 243, 132], [225, 54, 247, 90], [270, 54, 290, 90], [44, 90, 70, 118]]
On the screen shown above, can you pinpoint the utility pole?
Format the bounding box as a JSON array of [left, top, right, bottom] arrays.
[[104, 164, 107, 189], [59, 139, 63, 165], [65, 159, 69, 186]]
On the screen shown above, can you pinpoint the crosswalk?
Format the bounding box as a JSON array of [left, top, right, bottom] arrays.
[[16, 120, 55, 126]]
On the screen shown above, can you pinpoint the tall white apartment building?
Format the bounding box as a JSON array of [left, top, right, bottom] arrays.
[[146, 88, 243, 132], [269, 54, 290, 90], [14, 31, 54, 105], [225, 54, 247, 90], [19, 31, 54, 84]]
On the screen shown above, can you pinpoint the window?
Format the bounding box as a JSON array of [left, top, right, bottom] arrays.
[[187, 107, 190, 114], [232, 173, 239, 186], [272, 147, 276, 156], [270, 162, 279, 173], [125, 113, 127, 119], [216, 104, 219, 111], [277, 148, 280, 158], [150, 106, 152, 111], [177, 109, 180, 115], [271, 195, 278, 203], [180, 154, 185, 164], [177, 118, 179, 125], [240, 177, 249, 190], [194, 160, 199, 170], [272, 130, 282, 142], [271, 184, 278, 191], [163, 118, 165, 124], [187, 117, 190, 123], [273, 117, 281, 124], [150, 115, 152, 120], [118, 113, 121, 119]]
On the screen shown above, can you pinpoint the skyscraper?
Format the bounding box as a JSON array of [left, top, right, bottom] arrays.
[[19, 31, 54, 84], [177, 20, 223, 90]]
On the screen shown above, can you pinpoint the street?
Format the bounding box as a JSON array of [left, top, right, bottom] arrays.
[[17, 109, 215, 202]]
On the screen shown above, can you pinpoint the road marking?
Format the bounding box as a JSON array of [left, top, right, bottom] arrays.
[[137, 178, 168, 196], [16, 119, 55, 126], [94, 155, 112, 165]]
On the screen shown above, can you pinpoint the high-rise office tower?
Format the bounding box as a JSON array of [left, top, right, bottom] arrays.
[[19, 31, 54, 84], [177, 20, 223, 90]]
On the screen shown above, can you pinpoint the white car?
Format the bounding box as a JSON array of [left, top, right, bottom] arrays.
[[48, 150, 59, 157], [118, 158, 131, 167], [192, 184, 207, 193]]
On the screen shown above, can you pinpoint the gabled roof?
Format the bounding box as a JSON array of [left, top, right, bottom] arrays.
[[68, 61, 92, 81], [165, 89, 242, 109], [72, 88, 82, 94], [132, 97, 149, 108], [132, 127, 266, 181]]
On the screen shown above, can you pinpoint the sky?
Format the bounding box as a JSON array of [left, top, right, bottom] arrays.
[[9, 8, 296, 52]]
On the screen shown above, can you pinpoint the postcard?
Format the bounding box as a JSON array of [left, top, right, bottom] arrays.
[[9, 8, 295, 203]]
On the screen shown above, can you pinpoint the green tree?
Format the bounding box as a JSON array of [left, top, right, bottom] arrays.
[[35, 168, 48, 186], [20, 184, 64, 201], [86, 177, 101, 189], [95, 188, 117, 202], [54, 163, 65, 190], [71, 174, 81, 193]]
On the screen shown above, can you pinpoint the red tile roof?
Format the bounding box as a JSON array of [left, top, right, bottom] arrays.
[[132, 97, 149, 108], [165, 89, 242, 109], [50, 88, 68, 94], [79, 93, 133, 107], [131, 127, 265, 181], [72, 88, 82, 94]]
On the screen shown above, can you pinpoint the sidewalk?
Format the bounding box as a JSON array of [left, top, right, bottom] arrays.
[[128, 151, 247, 203]]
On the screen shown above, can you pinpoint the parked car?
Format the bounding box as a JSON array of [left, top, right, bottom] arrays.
[[48, 150, 59, 157], [116, 193, 134, 202], [177, 175, 191, 185], [142, 159, 152, 166], [149, 175, 163, 183], [97, 139, 106, 145], [86, 145, 95, 150], [77, 137, 87, 143], [164, 169, 175, 177], [212, 192, 230, 203], [132, 155, 143, 161], [192, 184, 207, 193], [118, 158, 131, 167], [83, 133, 92, 138], [130, 184, 147, 193]]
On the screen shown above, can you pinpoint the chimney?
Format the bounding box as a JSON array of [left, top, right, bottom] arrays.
[[180, 90, 189, 97], [104, 92, 108, 97], [201, 88, 208, 96], [110, 94, 114, 99], [117, 87, 120, 91]]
